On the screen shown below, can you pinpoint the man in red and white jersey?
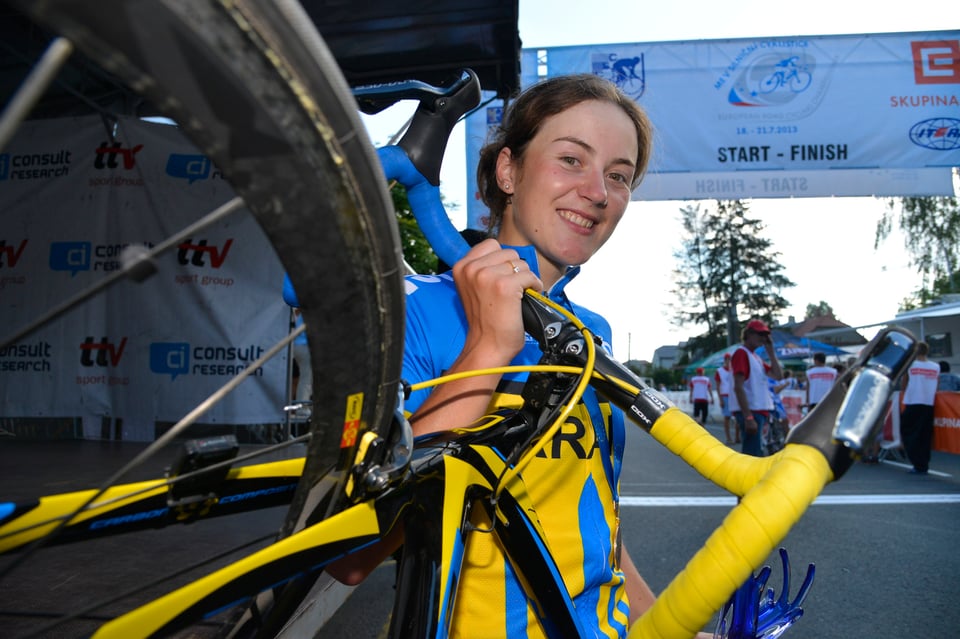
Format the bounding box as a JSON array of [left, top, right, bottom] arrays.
[[901, 341, 940, 475], [805, 352, 837, 410], [688, 367, 713, 425], [730, 319, 783, 457]]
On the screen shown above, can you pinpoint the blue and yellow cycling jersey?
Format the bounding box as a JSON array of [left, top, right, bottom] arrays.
[[403, 245, 630, 638]]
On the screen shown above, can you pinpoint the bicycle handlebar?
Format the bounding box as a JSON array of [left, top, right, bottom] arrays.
[[515, 291, 917, 638], [375, 69, 480, 269]]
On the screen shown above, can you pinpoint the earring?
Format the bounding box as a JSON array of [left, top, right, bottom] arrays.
[[502, 181, 511, 191]]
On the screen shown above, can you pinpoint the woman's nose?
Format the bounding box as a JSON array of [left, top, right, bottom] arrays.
[[580, 169, 608, 208]]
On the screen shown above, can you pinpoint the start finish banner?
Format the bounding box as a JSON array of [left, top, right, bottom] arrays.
[[465, 30, 959, 223], [0, 116, 290, 441]]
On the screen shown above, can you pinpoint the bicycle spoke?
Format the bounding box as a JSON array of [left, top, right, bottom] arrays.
[[0, 197, 245, 351], [0, 37, 73, 151]]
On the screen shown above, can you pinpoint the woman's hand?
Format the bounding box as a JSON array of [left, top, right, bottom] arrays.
[[451, 238, 542, 368], [410, 239, 542, 437]]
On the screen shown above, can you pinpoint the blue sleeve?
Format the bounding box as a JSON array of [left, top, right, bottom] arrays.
[[282, 273, 299, 307]]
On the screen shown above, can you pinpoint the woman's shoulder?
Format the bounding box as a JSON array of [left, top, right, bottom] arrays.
[[405, 272, 458, 303]]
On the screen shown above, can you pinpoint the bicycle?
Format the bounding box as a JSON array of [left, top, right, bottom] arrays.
[[758, 57, 812, 95], [0, 2, 920, 638]]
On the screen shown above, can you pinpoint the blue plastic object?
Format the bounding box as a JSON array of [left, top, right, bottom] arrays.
[[715, 548, 815, 639]]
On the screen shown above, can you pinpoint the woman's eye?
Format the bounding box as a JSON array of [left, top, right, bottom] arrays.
[[561, 156, 580, 166], [608, 172, 628, 184]]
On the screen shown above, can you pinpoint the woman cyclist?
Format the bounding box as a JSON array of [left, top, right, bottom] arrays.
[[331, 73, 710, 638]]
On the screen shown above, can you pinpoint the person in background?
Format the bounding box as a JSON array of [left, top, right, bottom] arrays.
[[688, 366, 713, 425], [938, 360, 960, 391], [901, 342, 940, 475], [714, 353, 736, 444], [730, 319, 783, 457], [290, 309, 312, 420], [805, 352, 837, 411]]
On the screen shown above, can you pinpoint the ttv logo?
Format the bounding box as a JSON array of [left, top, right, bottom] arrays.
[[177, 238, 233, 268], [912, 40, 960, 84], [80, 337, 128, 367], [94, 141, 144, 169], [150, 342, 190, 380], [0, 239, 27, 267], [49, 241, 91, 276], [166, 154, 211, 184]]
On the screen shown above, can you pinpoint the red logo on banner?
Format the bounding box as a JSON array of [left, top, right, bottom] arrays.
[[912, 40, 960, 84], [79, 337, 128, 367], [0, 239, 27, 267]]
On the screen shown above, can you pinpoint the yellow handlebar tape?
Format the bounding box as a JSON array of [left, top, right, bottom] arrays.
[[629, 408, 834, 638]]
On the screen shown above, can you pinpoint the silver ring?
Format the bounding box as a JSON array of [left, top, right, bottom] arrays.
[[508, 260, 520, 274]]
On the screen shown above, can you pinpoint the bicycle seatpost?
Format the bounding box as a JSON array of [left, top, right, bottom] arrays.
[[787, 326, 917, 478]]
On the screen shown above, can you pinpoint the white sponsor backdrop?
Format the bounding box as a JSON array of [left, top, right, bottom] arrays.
[[466, 31, 960, 227], [0, 116, 289, 441]]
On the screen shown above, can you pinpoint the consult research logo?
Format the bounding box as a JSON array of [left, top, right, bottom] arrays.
[[49, 241, 91, 276], [150, 342, 190, 380], [49, 241, 156, 276], [166, 154, 211, 184], [150, 342, 265, 380], [909, 118, 960, 150], [0, 149, 72, 181]]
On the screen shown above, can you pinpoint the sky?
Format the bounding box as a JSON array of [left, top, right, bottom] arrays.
[[362, 1, 958, 362]]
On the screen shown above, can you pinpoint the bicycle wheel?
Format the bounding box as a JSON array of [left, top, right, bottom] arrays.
[[1, 0, 403, 636]]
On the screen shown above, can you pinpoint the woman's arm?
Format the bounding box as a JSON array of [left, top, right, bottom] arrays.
[[410, 239, 541, 436]]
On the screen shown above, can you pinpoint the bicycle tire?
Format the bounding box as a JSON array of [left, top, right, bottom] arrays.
[[4, 0, 403, 635]]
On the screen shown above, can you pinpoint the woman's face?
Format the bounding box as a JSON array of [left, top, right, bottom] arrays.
[[495, 99, 638, 283]]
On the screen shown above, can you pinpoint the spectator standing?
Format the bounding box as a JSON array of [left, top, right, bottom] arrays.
[[938, 360, 960, 391], [805, 352, 837, 410], [730, 319, 783, 457], [715, 354, 736, 444], [688, 367, 713, 425], [901, 342, 941, 474]]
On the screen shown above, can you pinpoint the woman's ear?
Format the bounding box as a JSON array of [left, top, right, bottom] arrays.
[[495, 147, 515, 194]]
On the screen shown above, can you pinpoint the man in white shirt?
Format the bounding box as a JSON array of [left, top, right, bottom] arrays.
[[730, 319, 783, 457], [714, 354, 735, 443], [805, 352, 837, 410], [901, 342, 940, 475], [688, 367, 713, 425]]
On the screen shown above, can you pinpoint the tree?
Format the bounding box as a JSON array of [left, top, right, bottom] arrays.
[[671, 200, 795, 357], [805, 301, 835, 319], [875, 196, 960, 308], [392, 183, 439, 274]]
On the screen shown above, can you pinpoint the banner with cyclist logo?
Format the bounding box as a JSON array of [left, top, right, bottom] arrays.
[[466, 30, 958, 220], [0, 116, 290, 440]]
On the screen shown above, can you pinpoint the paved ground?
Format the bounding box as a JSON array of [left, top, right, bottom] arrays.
[[1, 420, 958, 638]]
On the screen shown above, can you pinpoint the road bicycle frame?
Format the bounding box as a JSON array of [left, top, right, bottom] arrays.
[[0, 70, 920, 639]]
